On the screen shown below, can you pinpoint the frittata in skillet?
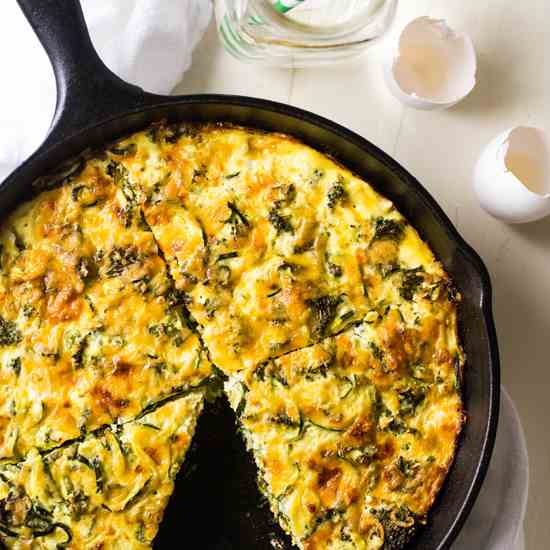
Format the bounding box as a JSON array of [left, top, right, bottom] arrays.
[[0, 122, 463, 549]]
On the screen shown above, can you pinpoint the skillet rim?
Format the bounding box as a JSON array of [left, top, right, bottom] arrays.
[[0, 93, 500, 550]]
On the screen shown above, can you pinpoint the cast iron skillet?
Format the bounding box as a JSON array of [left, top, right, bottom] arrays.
[[4, 1, 500, 548]]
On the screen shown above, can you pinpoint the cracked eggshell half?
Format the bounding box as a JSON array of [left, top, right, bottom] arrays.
[[384, 16, 477, 110], [474, 127, 550, 223]]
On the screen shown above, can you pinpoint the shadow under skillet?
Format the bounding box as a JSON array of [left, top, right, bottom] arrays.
[[154, 395, 293, 550]]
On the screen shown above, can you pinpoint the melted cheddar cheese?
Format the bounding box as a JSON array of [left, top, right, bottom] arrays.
[[0, 122, 463, 549]]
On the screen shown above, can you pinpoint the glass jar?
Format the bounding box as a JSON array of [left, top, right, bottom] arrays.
[[215, 0, 398, 67]]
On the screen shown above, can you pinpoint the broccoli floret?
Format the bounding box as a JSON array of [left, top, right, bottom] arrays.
[[327, 178, 347, 209], [268, 209, 293, 235], [0, 316, 21, 346], [372, 507, 419, 550], [400, 269, 424, 301], [383, 522, 418, 550], [398, 384, 427, 417], [372, 218, 405, 243], [103, 247, 140, 278]]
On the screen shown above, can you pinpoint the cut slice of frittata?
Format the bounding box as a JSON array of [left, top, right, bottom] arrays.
[[0, 157, 212, 459], [225, 308, 463, 550], [109, 123, 452, 375], [114, 123, 370, 372], [0, 391, 203, 549]]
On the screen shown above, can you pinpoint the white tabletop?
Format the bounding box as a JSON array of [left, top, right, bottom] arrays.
[[175, 2, 548, 548]]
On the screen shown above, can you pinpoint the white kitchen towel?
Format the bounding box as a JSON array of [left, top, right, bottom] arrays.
[[0, 0, 212, 181], [453, 387, 529, 550], [0, 3, 529, 549]]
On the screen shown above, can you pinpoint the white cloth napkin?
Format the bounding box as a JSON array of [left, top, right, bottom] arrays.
[[0, 0, 212, 181], [454, 387, 529, 550], [0, 3, 529, 548]]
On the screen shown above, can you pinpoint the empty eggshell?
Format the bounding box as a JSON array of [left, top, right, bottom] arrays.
[[473, 126, 550, 223], [384, 16, 477, 110]]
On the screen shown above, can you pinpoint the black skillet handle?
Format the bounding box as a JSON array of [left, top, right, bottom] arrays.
[[16, 0, 160, 149]]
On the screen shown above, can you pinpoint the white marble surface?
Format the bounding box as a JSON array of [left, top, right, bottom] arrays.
[[174, 2, 549, 548]]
